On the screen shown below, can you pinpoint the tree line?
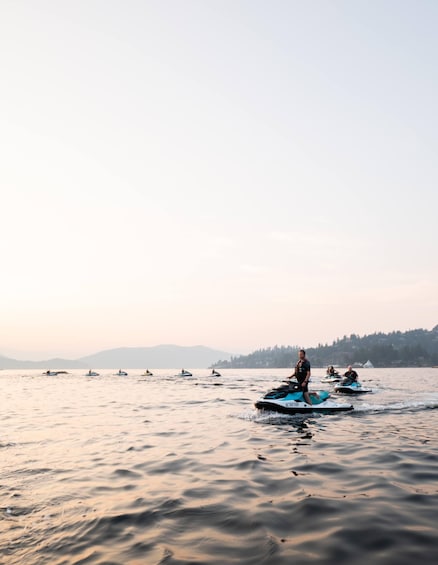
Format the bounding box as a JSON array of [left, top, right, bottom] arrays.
[[212, 325, 438, 368]]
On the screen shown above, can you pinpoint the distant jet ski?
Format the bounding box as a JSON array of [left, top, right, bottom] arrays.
[[115, 370, 128, 376], [334, 379, 372, 394], [86, 370, 99, 376], [43, 370, 59, 376], [176, 369, 192, 377], [142, 370, 153, 376], [211, 369, 221, 377], [321, 366, 341, 383], [321, 374, 342, 383], [255, 382, 353, 414]]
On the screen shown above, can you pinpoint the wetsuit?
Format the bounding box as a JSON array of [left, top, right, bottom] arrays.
[[295, 358, 311, 392]]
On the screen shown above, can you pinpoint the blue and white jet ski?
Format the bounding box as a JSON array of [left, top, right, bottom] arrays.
[[334, 379, 372, 394], [321, 374, 342, 383], [255, 382, 353, 414]]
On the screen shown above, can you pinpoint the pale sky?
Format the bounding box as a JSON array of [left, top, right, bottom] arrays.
[[1, 0, 437, 359]]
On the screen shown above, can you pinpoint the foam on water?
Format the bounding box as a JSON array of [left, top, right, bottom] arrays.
[[351, 397, 438, 414]]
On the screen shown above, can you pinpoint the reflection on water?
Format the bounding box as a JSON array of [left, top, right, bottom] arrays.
[[1, 368, 437, 564]]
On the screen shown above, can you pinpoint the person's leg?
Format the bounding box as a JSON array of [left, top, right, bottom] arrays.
[[302, 382, 312, 404]]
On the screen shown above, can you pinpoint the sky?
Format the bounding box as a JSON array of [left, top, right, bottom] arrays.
[[1, 0, 437, 360]]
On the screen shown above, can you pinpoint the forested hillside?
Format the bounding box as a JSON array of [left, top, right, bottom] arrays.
[[213, 326, 438, 368]]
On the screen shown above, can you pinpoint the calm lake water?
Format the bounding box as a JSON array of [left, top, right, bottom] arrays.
[[1, 368, 437, 564]]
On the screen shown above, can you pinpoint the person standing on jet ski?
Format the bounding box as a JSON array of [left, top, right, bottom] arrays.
[[342, 365, 358, 384], [289, 349, 312, 405]]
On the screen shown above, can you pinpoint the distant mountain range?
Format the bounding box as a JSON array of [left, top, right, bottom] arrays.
[[3, 326, 437, 370], [0, 345, 232, 370]]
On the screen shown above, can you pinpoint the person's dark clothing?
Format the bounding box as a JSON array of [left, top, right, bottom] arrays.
[[295, 358, 311, 392], [343, 369, 358, 384]]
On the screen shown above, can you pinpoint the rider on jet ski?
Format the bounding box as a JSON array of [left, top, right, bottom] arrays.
[[289, 349, 312, 405], [342, 365, 358, 385]]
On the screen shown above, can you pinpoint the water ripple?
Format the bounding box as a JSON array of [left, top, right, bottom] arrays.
[[1, 368, 437, 564]]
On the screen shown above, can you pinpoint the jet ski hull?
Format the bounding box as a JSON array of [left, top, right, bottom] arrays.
[[255, 387, 353, 414], [321, 376, 341, 383], [334, 384, 372, 394], [255, 399, 354, 414]]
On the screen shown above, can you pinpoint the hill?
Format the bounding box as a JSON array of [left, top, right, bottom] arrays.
[[0, 355, 85, 370], [0, 345, 232, 370], [212, 325, 438, 369], [78, 345, 232, 369]]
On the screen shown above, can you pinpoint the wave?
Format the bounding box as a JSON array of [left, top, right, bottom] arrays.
[[351, 398, 438, 414], [239, 397, 438, 424]]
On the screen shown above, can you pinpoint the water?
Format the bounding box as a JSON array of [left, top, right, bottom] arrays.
[[1, 368, 437, 564]]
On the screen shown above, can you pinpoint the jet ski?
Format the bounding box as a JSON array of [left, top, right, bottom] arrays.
[[115, 370, 128, 376], [255, 382, 353, 414], [86, 371, 99, 376], [211, 370, 221, 377], [321, 374, 342, 383], [176, 370, 192, 377], [142, 370, 153, 376], [43, 371, 60, 376], [334, 379, 372, 394], [321, 365, 341, 382]]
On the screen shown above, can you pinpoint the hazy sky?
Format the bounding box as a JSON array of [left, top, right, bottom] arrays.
[[1, 0, 437, 359]]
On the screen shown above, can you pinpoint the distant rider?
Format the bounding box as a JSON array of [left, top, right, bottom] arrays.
[[326, 365, 338, 376], [289, 349, 312, 405]]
